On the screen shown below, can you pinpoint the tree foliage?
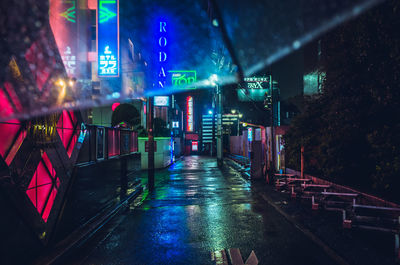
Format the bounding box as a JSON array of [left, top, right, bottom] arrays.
[[284, 0, 400, 201], [111, 103, 140, 128]]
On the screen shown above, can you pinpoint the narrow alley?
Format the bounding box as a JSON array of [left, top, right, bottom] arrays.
[[68, 157, 338, 265]]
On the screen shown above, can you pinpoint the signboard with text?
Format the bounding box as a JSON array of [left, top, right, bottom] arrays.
[[169, 70, 197, 89], [237, 76, 271, 101], [186, 96, 194, 132], [97, 0, 119, 77], [154, 96, 169, 107], [50, 0, 78, 78]]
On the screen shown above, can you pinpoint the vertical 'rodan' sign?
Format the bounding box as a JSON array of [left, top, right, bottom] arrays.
[[158, 21, 167, 88]]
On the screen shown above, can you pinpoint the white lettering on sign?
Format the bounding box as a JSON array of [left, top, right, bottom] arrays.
[[99, 46, 117, 75], [247, 82, 264, 89], [157, 21, 167, 88], [61, 46, 76, 75]]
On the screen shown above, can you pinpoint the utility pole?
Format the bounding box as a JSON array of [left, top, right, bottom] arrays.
[[211, 93, 216, 157], [147, 97, 155, 191], [216, 84, 223, 167], [301, 146, 304, 178], [269, 76, 276, 180]]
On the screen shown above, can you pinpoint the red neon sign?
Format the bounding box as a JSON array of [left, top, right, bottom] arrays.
[[192, 141, 198, 151], [186, 96, 193, 132]]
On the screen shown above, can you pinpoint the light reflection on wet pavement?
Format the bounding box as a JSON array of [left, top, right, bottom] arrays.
[[80, 156, 338, 265]]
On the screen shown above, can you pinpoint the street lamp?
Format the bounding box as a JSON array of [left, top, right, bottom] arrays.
[[236, 112, 242, 136], [209, 74, 222, 167]]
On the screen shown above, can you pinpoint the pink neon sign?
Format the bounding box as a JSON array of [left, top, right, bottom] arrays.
[[186, 96, 193, 132]]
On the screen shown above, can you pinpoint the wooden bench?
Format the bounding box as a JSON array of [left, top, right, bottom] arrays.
[[299, 184, 332, 208], [275, 177, 311, 194], [348, 204, 400, 232], [347, 204, 400, 259], [286, 178, 312, 198], [275, 173, 296, 178]]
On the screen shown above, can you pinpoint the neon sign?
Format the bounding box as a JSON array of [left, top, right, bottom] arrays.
[[169, 70, 197, 89], [154, 96, 169, 107], [157, 21, 168, 88], [186, 96, 193, 132], [248, 128, 253, 141], [50, 0, 77, 78], [172, 121, 179, 128], [192, 141, 198, 151], [243, 76, 270, 89], [97, 0, 119, 77], [59, 0, 76, 23], [237, 76, 272, 102]]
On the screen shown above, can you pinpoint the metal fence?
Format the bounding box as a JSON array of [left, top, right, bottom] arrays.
[[76, 125, 138, 165]]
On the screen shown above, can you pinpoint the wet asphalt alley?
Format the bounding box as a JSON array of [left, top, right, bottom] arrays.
[[77, 156, 338, 265]]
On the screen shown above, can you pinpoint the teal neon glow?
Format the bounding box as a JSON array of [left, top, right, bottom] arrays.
[[169, 70, 197, 88], [60, 1, 76, 23], [99, 0, 117, 23]]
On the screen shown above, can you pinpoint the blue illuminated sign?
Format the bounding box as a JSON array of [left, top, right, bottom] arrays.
[[248, 128, 253, 141], [97, 0, 119, 77], [157, 21, 168, 88]]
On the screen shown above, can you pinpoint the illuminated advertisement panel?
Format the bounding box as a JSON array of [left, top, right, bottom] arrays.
[[157, 21, 168, 88], [172, 121, 179, 128], [248, 127, 253, 141], [237, 76, 271, 101], [192, 141, 198, 151], [169, 70, 197, 89], [154, 96, 169, 107], [49, 0, 78, 77], [186, 96, 193, 132], [97, 0, 119, 77]]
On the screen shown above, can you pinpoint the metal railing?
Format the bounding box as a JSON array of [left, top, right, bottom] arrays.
[[76, 125, 138, 165]]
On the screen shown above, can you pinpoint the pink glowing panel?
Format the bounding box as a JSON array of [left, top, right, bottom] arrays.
[[111, 102, 120, 111], [67, 132, 77, 157], [0, 87, 15, 117], [36, 184, 53, 214], [42, 152, 56, 178], [4, 82, 22, 112], [27, 162, 53, 189], [41, 188, 58, 222], [5, 130, 26, 166], [25, 38, 52, 91], [0, 119, 24, 165], [57, 110, 78, 157], [26, 152, 59, 222]]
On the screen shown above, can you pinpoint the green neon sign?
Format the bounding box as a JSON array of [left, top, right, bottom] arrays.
[[169, 70, 197, 89], [60, 1, 76, 23], [99, 0, 117, 23]]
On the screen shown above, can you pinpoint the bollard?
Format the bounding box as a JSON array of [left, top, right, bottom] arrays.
[[311, 196, 318, 210], [343, 219, 352, 229], [291, 186, 296, 198]]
